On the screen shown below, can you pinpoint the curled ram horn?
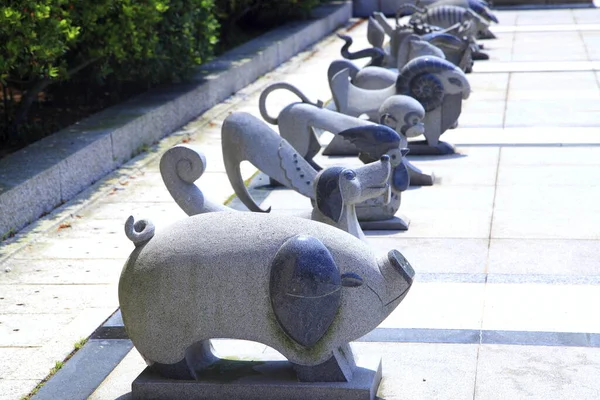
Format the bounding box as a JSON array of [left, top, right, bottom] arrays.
[[422, 32, 466, 50], [468, 0, 499, 23], [338, 34, 385, 67], [396, 56, 460, 112], [124, 216, 155, 247], [421, 32, 469, 66]]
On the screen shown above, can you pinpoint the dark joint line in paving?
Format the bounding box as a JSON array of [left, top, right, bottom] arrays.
[[455, 143, 600, 148], [416, 273, 600, 285], [358, 328, 600, 348], [97, 309, 600, 349], [493, 4, 595, 10]]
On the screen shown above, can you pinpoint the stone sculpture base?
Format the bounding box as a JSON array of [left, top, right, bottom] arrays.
[[131, 357, 382, 400], [360, 215, 409, 231], [407, 140, 456, 156], [408, 166, 435, 186], [472, 51, 490, 60]]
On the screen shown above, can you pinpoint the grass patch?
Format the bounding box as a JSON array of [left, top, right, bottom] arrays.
[[1, 228, 15, 242], [20, 337, 90, 400], [223, 170, 260, 206], [20, 361, 64, 400], [74, 337, 88, 350]]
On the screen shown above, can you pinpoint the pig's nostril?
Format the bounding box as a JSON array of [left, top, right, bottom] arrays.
[[380, 155, 390, 162], [388, 250, 415, 282]]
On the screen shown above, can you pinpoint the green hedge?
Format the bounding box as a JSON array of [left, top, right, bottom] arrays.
[[0, 0, 218, 138], [214, 0, 320, 27], [0, 0, 328, 145]]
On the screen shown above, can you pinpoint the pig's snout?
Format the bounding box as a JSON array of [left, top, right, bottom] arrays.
[[378, 250, 415, 307], [387, 250, 415, 286]]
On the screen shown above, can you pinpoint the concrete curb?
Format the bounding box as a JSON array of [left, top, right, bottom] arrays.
[[0, 1, 352, 239]]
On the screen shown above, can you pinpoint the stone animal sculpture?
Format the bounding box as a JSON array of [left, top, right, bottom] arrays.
[[222, 111, 411, 230], [120, 212, 415, 384], [160, 143, 391, 240], [259, 81, 434, 187], [338, 34, 387, 67], [397, 2, 495, 42], [338, 32, 444, 71], [367, 13, 473, 72], [433, 0, 499, 25], [328, 56, 471, 154]]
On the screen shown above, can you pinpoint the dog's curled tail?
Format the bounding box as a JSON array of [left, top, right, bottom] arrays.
[[125, 216, 155, 247], [259, 82, 323, 125]]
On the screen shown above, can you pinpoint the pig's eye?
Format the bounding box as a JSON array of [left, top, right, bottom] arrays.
[[343, 170, 356, 181]]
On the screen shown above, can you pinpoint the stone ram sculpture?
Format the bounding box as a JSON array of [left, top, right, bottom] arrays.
[[328, 56, 471, 155]]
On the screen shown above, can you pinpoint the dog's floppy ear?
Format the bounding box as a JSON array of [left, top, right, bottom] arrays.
[[315, 167, 345, 223]]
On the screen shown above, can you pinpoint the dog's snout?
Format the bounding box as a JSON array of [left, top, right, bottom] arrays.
[[380, 155, 390, 163]]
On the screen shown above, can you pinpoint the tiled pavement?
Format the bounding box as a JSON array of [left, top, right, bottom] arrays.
[[2, 7, 600, 400]]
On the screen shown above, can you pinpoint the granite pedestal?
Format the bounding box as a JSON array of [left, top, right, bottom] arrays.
[[131, 357, 382, 400], [407, 140, 456, 156]]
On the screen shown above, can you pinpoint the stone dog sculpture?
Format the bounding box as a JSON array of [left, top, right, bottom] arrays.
[[328, 56, 471, 155], [119, 212, 415, 387], [258, 81, 434, 188], [221, 112, 411, 231], [159, 143, 391, 240]]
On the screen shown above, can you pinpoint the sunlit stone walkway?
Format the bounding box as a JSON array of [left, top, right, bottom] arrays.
[[1, 6, 600, 400]]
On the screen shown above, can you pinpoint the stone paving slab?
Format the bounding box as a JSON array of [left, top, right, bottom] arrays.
[[474, 344, 600, 399], [380, 282, 486, 330], [487, 239, 600, 275], [366, 238, 490, 274], [0, 380, 40, 400], [494, 23, 600, 32], [492, 208, 600, 239], [482, 283, 600, 333]]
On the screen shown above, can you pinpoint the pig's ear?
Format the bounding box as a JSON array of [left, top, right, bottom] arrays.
[[341, 272, 363, 287], [270, 235, 342, 348]]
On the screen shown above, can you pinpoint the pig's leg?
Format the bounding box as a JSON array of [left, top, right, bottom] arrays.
[[150, 340, 218, 380], [293, 343, 357, 382]]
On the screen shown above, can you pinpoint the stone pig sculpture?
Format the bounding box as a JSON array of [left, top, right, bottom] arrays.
[[119, 212, 414, 382]]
